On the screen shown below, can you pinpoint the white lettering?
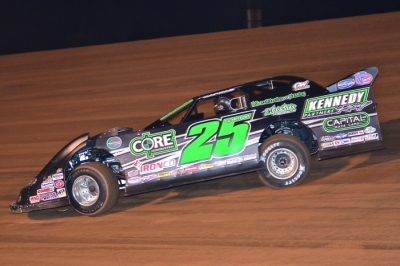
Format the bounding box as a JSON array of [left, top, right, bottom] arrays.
[[163, 134, 173, 146], [309, 101, 317, 111], [356, 92, 364, 102], [333, 96, 342, 106], [133, 141, 143, 152], [153, 136, 163, 148], [340, 94, 348, 105], [323, 97, 332, 108], [348, 93, 357, 104], [317, 100, 324, 109]]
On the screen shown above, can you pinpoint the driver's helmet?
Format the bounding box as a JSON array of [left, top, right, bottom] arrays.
[[214, 96, 234, 116]]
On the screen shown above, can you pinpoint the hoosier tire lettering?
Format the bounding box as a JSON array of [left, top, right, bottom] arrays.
[[257, 134, 310, 189]]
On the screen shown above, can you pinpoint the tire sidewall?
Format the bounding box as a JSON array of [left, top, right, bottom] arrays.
[[67, 166, 109, 215], [259, 135, 310, 188]]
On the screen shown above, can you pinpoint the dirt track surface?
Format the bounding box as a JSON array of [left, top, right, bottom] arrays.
[[1, 12, 400, 265]]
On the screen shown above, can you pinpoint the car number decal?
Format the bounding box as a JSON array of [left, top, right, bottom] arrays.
[[179, 112, 253, 165]]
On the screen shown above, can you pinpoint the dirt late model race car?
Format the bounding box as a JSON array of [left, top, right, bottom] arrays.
[[10, 67, 384, 216]]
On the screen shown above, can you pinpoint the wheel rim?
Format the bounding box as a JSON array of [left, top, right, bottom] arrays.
[[72, 175, 100, 206], [266, 148, 298, 179]]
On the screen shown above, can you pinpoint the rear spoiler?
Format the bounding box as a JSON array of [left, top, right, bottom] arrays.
[[326, 67, 378, 93]]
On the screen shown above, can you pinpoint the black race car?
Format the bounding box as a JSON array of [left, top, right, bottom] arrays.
[[10, 67, 384, 216]]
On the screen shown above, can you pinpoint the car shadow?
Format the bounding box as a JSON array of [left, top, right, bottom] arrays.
[[27, 174, 264, 219], [347, 118, 400, 170], [27, 189, 154, 219], [28, 118, 399, 219], [304, 117, 399, 184]]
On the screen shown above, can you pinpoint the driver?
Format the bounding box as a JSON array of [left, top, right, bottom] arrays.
[[214, 96, 234, 116]]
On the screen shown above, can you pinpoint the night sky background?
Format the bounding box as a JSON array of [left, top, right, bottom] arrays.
[[1, 0, 399, 56]]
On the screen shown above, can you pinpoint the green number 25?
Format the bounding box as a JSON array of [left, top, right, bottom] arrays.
[[179, 112, 253, 165]]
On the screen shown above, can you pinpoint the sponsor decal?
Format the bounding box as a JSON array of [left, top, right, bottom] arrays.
[[337, 78, 355, 90], [54, 180, 64, 189], [323, 112, 370, 132], [158, 171, 171, 178], [351, 136, 365, 143], [29, 195, 40, 204], [139, 162, 161, 174], [333, 140, 342, 146], [227, 157, 239, 164], [57, 188, 66, 198], [128, 170, 138, 177], [262, 103, 297, 117], [354, 71, 373, 85], [321, 142, 334, 148], [243, 153, 257, 161], [214, 160, 227, 167], [171, 169, 184, 176], [52, 173, 63, 180], [140, 159, 176, 174], [43, 176, 52, 183], [185, 165, 199, 173], [321, 136, 335, 142], [325, 138, 349, 146], [364, 126, 376, 134], [250, 91, 306, 108], [40, 192, 58, 201], [132, 159, 142, 168], [141, 174, 158, 183], [223, 112, 252, 123], [302, 88, 370, 118], [365, 133, 379, 141], [127, 176, 142, 184], [292, 80, 310, 91], [331, 100, 372, 114], [199, 163, 214, 169], [342, 138, 350, 145], [335, 133, 347, 139], [348, 130, 364, 137], [37, 187, 54, 195], [107, 137, 122, 149], [129, 130, 178, 158], [41, 181, 54, 189]]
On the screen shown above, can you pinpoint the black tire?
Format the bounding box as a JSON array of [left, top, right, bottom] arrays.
[[257, 134, 311, 189], [67, 162, 119, 216]]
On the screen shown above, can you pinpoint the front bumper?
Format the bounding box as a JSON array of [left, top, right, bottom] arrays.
[[9, 198, 70, 214]]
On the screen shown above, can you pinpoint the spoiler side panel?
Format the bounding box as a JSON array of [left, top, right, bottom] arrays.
[[301, 67, 384, 160]]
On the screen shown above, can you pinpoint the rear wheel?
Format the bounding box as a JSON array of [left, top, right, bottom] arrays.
[[257, 134, 310, 189], [67, 162, 119, 216]]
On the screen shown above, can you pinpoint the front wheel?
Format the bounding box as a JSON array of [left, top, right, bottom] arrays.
[[67, 162, 119, 216], [257, 134, 310, 189]]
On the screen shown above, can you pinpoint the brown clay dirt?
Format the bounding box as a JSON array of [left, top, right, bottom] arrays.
[[0, 12, 399, 266]]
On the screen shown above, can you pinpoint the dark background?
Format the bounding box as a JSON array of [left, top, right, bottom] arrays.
[[1, 0, 399, 56]]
